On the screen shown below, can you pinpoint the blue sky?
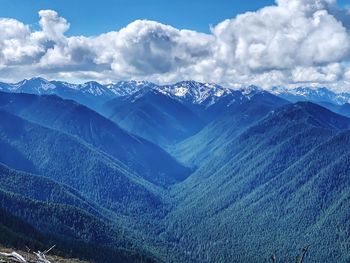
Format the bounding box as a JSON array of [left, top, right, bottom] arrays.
[[0, 0, 277, 35], [1, 0, 348, 36]]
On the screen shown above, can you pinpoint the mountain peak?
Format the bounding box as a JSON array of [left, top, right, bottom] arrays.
[[267, 101, 350, 130], [11, 77, 56, 93], [28, 77, 49, 82], [271, 86, 350, 105], [240, 85, 262, 96], [106, 80, 156, 96], [157, 80, 231, 105], [81, 81, 103, 87]]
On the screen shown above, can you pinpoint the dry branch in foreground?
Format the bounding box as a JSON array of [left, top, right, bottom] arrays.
[[0, 245, 55, 263]]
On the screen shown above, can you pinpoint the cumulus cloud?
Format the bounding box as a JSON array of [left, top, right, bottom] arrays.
[[110, 20, 213, 76], [0, 0, 350, 91], [209, 0, 350, 83], [38, 10, 70, 40]]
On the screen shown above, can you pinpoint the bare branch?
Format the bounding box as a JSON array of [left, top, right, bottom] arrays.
[[0, 244, 55, 263], [43, 245, 55, 255], [0, 252, 27, 263], [33, 251, 51, 263]]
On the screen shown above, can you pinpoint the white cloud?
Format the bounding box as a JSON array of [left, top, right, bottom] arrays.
[[210, 1, 349, 72], [110, 20, 213, 76], [291, 63, 343, 83], [0, 1, 350, 91], [38, 10, 70, 41]]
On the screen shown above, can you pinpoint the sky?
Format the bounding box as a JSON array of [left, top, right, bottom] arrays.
[[0, 0, 276, 35], [0, 0, 350, 91]]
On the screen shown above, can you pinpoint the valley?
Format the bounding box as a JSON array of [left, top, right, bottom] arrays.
[[0, 79, 349, 262]]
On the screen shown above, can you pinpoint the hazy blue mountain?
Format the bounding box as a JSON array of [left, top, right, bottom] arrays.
[[51, 80, 117, 111], [166, 102, 350, 263], [0, 206, 47, 249], [1, 78, 350, 263], [0, 82, 12, 91], [0, 79, 235, 115], [4, 78, 349, 113], [6, 78, 57, 94], [334, 103, 350, 117], [106, 80, 157, 96], [0, 163, 158, 263], [315, 101, 350, 118], [156, 81, 232, 106], [171, 90, 289, 167], [153, 81, 239, 123], [0, 190, 158, 263], [0, 78, 156, 99], [0, 78, 117, 111], [0, 163, 103, 216], [0, 91, 190, 186], [103, 89, 205, 146], [0, 110, 168, 216], [106, 80, 230, 106], [102, 84, 285, 149], [272, 86, 350, 105]]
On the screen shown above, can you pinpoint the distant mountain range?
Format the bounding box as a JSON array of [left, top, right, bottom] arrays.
[[1, 77, 350, 114], [271, 86, 350, 105], [0, 78, 350, 262], [0, 78, 230, 111], [0, 78, 231, 105]]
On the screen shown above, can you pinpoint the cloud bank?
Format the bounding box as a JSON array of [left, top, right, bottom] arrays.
[[0, 0, 350, 90]]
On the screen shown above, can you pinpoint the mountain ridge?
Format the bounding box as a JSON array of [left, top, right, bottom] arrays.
[[2, 78, 350, 116], [0, 91, 191, 186], [1, 77, 350, 263], [166, 102, 350, 262]]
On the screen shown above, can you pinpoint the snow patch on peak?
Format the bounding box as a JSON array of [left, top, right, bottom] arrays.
[[106, 80, 156, 96], [173, 87, 189, 97], [156, 81, 233, 106], [271, 86, 350, 105], [215, 89, 226, 97], [240, 85, 261, 95]]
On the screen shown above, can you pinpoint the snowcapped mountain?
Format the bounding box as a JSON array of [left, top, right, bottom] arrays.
[[0, 78, 115, 98], [240, 85, 261, 96], [0, 78, 237, 108], [7, 78, 350, 115], [2, 78, 349, 110], [106, 80, 156, 96], [106, 80, 234, 107], [0, 78, 119, 111], [156, 81, 232, 106], [79, 81, 116, 97], [105, 80, 249, 109], [271, 86, 350, 105], [0, 82, 11, 91], [0, 78, 285, 116], [6, 77, 56, 94]]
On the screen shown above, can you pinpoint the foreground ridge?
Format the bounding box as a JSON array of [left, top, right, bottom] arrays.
[[0, 245, 87, 263]]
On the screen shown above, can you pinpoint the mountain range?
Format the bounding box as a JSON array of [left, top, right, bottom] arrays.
[[171, 104, 350, 262], [2, 77, 350, 115], [0, 78, 349, 262]]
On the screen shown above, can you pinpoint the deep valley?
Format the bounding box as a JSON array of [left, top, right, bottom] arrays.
[[0, 79, 349, 262]]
